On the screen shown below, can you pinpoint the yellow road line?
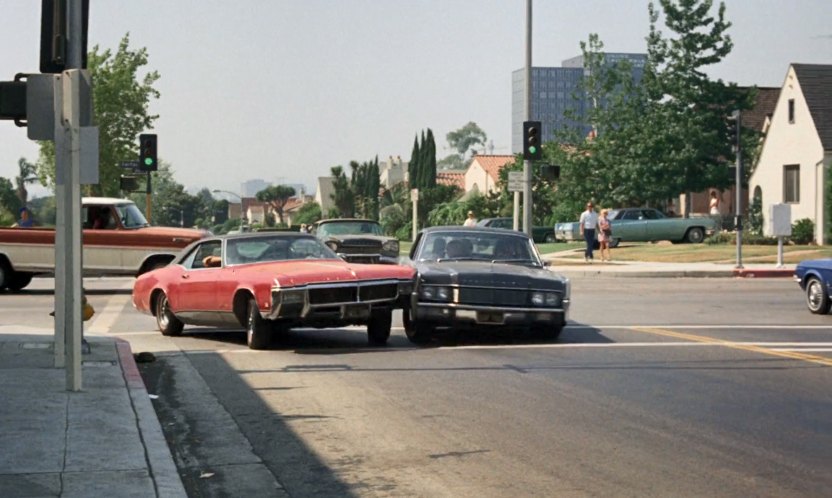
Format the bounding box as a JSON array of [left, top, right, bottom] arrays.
[[630, 327, 832, 368]]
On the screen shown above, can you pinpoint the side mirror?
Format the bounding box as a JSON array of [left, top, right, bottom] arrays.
[[542, 260, 552, 267]]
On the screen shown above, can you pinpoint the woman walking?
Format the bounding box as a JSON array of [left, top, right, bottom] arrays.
[[598, 209, 612, 262]]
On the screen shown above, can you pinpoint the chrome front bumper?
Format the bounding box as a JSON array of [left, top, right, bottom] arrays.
[[413, 301, 569, 327], [267, 279, 413, 320]]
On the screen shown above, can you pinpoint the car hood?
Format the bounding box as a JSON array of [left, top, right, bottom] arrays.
[[231, 260, 413, 288], [415, 261, 566, 290], [797, 259, 832, 271], [324, 234, 394, 243]]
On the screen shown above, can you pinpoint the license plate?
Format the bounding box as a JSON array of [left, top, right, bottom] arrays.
[[344, 306, 370, 319], [476, 311, 504, 324]]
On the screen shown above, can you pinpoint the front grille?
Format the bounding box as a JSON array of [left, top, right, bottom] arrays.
[[458, 287, 528, 307], [343, 255, 380, 263], [309, 287, 356, 305], [341, 240, 382, 254], [359, 283, 398, 302]]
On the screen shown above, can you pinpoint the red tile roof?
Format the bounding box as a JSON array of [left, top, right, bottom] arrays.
[[471, 155, 516, 182], [436, 171, 465, 190]]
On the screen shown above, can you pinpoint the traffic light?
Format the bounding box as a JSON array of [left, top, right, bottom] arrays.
[[119, 175, 142, 192], [727, 110, 740, 150], [138, 134, 157, 172], [0, 78, 27, 122], [40, 0, 89, 73], [523, 120, 542, 160], [540, 164, 560, 181]]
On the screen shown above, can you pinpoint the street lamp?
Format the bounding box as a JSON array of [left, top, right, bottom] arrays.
[[212, 189, 244, 232]]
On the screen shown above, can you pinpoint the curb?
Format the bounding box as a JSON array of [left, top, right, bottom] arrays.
[[116, 340, 187, 498], [733, 269, 795, 278]]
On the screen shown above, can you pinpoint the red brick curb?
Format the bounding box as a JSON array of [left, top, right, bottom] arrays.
[[733, 269, 795, 278], [115, 339, 145, 390]]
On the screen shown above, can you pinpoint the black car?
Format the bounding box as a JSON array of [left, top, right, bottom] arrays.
[[312, 219, 400, 264], [403, 226, 570, 344], [476, 217, 556, 243]]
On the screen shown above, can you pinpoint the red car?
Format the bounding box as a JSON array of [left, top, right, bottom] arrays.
[[132, 232, 415, 349]]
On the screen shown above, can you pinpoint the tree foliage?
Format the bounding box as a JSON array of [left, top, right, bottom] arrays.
[[446, 122, 487, 157], [36, 34, 160, 197], [256, 184, 296, 225]]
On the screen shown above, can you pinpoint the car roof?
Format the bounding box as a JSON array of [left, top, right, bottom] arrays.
[[316, 218, 379, 224], [420, 226, 531, 238]]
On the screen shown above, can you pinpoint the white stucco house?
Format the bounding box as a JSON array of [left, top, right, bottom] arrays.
[[749, 64, 832, 244]]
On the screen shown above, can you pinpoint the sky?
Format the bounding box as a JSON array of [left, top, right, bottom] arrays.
[[1, 0, 831, 199]]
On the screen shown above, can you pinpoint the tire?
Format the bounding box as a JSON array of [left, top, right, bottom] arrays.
[[544, 233, 556, 243], [6, 272, 33, 292], [404, 308, 434, 345], [155, 292, 184, 336], [609, 238, 620, 249], [246, 298, 271, 350], [685, 227, 705, 244], [532, 322, 564, 340], [805, 277, 831, 314], [367, 308, 392, 345], [0, 259, 12, 290]]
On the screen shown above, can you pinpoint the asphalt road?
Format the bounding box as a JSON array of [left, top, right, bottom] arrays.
[[3, 277, 832, 497]]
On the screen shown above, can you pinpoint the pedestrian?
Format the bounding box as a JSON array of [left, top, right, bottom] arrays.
[[709, 190, 722, 231], [598, 208, 612, 262], [300, 223, 308, 233], [13, 207, 34, 228], [579, 201, 598, 262], [463, 210, 477, 227]]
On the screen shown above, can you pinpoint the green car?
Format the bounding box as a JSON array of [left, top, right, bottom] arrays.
[[554, 208, 717, 247]]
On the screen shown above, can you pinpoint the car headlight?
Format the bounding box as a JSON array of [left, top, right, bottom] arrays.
[[545, 293, 560, 306], [382, 240, 399, 254], [398, 281, 414, 295], [325, 241, 339, 251], [281, 290, 305, 304], [420, 286, 451, 301], [531, 292, 545, 306]]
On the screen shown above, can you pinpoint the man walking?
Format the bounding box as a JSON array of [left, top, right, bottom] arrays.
[[579, 202, 598, 262]]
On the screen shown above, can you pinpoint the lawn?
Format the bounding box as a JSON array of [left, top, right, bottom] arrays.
[[543, 241, 832, 264]]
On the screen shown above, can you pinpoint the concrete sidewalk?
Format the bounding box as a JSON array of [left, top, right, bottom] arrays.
[[0, 334, 185, 498], [542, 253, 796, 279]]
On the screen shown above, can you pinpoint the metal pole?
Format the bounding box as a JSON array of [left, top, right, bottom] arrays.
[[145, 171, 152, 223], [522, 0, 533, 237], [412, 197, 418, 242], [513, 192, 520, 231], [734, 110, 743, 269]]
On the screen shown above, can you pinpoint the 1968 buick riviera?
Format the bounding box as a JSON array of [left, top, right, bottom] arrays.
[[403, 226, 570, 344], [133, 232, 415, 349]]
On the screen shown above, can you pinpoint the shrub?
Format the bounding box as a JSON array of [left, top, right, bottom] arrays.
[[790, 218, 815, 245], [748, 195, 764, 235], [705, 232, 779, 245]]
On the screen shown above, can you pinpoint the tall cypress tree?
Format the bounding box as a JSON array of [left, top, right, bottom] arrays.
[[408, 134, 420, 187], [425, 129, 437, 188]]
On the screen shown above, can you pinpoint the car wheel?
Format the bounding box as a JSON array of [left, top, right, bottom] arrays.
[[367, 308, 392, 345], [544, 233, 556, 243], [532, 322, 564, 340], [155, 292, 184, 336], [246, 298, 271, 350], [0, 259, 12, 290], [805, 277, 831, 314], [609, 238, 620, 249], [685, 227, 705, 244], [404, 310, 434, 345], [6, 272, 33, 292]]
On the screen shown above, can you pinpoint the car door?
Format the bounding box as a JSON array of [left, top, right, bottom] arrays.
[[641, 209, 676, 241], [174, 240, 223, 315], [614, 209, 646, 241]]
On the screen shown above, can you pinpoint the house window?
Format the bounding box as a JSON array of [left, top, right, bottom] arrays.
[[783, 164, 800, 203], [788, 99, 795, 123]]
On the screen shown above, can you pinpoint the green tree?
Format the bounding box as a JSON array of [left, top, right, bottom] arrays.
[[0, 178, 21, 225], [446, 122, 487, 157], [256, 184, 296, 225], [293, 202, 322, 225], [15, 158, 38, 206], [37, 34, 160, 196], [329, 166, 354, 217]]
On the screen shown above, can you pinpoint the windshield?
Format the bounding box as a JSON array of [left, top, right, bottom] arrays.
[[416, 231, 540, 265], [317, 221, 383, 238], [225, 235, 339, 265], [116, 203, 149, 228]]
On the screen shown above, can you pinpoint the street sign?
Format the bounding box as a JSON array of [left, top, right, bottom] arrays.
[[411, 188, 419, 201], [120, 160, 140, 170], [508, 171, 523, 192]]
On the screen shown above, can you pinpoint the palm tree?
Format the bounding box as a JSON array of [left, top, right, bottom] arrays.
[[15, 158, 38, 205]]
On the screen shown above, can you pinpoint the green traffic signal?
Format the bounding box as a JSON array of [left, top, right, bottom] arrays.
[[529, 146, 537, 155], [144, 157, 154, 166]]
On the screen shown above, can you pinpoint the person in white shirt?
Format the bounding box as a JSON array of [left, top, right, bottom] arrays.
[[463, 211, 477, 227], [579, 202, 599, 262]]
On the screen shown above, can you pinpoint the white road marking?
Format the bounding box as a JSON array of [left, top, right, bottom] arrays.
[[86, 284, 134, 334], [770, 348, 832, 352]]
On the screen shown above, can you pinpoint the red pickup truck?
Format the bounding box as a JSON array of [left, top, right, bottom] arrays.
[[0, 197, 207, 292]]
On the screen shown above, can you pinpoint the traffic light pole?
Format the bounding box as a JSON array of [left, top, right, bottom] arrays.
[[522, 0, 533, 237], [734, 109, 743, 269], [146, 171, 152, 223]]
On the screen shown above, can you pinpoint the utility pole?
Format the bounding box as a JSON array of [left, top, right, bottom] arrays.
[[734, 109, 743, 269], [522, 0, 533, 237], [54, 0, 86, 390]]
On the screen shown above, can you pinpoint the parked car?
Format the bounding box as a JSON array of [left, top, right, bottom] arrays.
[[312, 218, 399, 264], [403, 226, 570, 344], [132, 232, 415, 349], [476, 217, 556, 243], [794, 259, 832, 314], [554, 208, 717, 247]]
